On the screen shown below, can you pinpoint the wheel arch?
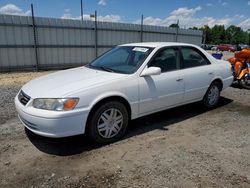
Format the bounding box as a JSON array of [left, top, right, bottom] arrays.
[[86, 94, 132, 129], [211, 77, 223, 91]]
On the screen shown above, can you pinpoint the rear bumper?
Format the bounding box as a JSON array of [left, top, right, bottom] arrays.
[[15, 96, 89, 138], [223, 76, 234, 90]]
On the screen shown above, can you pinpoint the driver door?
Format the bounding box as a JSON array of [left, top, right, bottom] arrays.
[[138, 47, 185, 115]]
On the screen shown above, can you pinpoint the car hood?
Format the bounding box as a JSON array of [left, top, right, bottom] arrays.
[[22, 67, 127, 98]]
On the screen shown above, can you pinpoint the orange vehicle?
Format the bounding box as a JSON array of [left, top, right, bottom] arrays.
[[228, 49, 250, 89]]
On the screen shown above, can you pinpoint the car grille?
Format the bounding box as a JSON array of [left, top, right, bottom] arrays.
[[18, 90, 31, 106]]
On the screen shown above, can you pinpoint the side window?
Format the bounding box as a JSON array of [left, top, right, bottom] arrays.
[[148, 48, 178, 73], [181, 47, 210, 68]]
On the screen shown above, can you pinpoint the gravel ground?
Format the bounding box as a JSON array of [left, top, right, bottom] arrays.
[[0, 63, 250, 187]]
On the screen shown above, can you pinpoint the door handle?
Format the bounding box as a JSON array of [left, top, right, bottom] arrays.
[[176, 78, 183, 82], [209, 72, 214, 75]]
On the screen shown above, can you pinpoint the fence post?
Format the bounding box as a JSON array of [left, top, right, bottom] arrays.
[[81, 0, 83, 22], [203, 32, 206, 44], [94, 10, 98, 58], [175, 20, 179, 42], [31, 4, 39, 71], [140, 14, 143, 42]]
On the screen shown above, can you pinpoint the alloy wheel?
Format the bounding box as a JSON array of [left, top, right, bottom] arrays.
[[97, 108, 123, 139], [207, 85, 220, 105]]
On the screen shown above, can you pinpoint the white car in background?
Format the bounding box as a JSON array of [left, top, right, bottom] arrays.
[[15, 42, 233, 143]]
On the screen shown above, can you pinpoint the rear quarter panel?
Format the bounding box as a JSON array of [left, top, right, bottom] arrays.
[[213, 60, 233, 89]]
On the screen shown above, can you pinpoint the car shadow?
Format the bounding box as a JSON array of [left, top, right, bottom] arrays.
[[231, 82, 243, 89], [26, 97, 233, 156]]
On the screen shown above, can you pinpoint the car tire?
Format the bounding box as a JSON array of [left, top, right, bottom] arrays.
[[87, 101, 128, 144], [203, 82, 221, 108]]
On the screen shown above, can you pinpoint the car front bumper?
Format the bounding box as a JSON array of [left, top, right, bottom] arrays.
[[15, 95, 89, 138]]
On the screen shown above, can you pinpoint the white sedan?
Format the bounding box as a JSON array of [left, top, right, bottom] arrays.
[[15, 42, 233, 143]]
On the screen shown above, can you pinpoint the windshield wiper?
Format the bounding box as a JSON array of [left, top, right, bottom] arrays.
[[86, 64, 116, 73], [98, 66, 114, 72]]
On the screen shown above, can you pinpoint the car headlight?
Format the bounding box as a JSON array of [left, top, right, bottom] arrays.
[[33, 98, 79, 111]]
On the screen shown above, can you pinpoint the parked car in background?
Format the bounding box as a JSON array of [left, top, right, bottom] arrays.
[[201, 44, 217, 50], [217, 44, 236, 52], [211, 45, 218, 51], [201, 44, 208, 50], [238, 44, 250, 51], [15, 42, 233, 144]]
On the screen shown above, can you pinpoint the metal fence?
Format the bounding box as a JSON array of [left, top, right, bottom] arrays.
[[0, 14, 203, 72]]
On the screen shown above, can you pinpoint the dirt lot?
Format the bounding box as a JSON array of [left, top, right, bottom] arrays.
[[0, 69, 250, 187]]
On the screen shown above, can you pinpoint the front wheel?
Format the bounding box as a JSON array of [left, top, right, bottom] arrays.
[[87, 101, 129, 144], [239, 74, 250, 89], [203, 82, 221, 108]]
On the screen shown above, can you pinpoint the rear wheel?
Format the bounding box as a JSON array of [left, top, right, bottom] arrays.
[[87, 101, 128, 144], [239, 74, 250, 89], [203, 82, 221, 108]]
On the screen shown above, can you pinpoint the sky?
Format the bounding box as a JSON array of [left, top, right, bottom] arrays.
[[0, 0, 249, 30]]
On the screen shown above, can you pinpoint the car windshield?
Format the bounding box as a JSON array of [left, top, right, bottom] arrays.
[[88, 46, 154, 74]]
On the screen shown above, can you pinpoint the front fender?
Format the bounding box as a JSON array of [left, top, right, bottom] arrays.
[[89, 91, 131, 110]]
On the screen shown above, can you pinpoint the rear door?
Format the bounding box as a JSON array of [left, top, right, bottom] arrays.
[[179, 47, 215, 103]]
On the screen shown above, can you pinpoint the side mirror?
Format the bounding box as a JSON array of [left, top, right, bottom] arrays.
[[140, 67, 161, 77]]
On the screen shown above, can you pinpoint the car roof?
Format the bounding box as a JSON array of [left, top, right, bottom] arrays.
[[119, 42, 199, 48]]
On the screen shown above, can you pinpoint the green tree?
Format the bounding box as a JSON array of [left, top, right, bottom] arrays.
[[196, 24, 250, 45], [169, 23, 179, 28], [210, 25, 225, 44], [189, 26, 198, 30], [200, 25, 212, 44], [226, 25, 245, 44]]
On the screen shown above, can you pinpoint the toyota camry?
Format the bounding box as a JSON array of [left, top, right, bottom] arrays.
[[15, 42, 233, 143]]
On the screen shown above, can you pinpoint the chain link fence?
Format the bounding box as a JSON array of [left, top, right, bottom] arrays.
[[0, 14, 203, 72]]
